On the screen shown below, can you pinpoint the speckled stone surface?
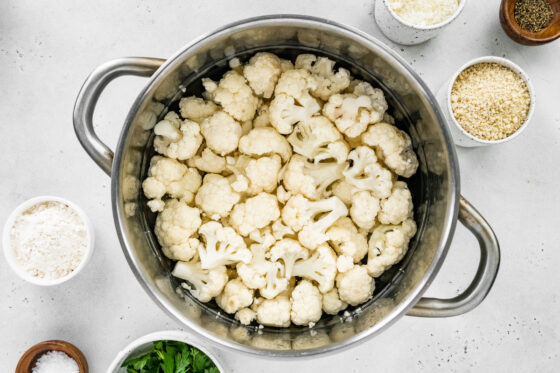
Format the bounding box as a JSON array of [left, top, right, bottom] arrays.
[[1, 0, 559, 372]]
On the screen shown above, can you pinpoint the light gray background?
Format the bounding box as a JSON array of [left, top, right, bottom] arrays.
[[1, 0, 558, 371]]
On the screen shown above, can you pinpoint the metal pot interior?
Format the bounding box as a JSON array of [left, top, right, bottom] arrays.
[[113, 16, 458, 356]]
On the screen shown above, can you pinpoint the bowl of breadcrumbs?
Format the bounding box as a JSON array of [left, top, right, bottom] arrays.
[[438, 56, 534, 147]]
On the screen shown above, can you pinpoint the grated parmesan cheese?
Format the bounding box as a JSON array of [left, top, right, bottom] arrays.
[[9, 201, 87, 280], [450, 62, 531, 141], [388, 0, 460, 27]]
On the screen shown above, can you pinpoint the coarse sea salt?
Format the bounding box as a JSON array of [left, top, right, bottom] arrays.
[[32, 350, 79, 373]]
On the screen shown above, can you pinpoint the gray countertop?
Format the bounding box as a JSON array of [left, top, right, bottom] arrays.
[[1, 0, 558, 371]]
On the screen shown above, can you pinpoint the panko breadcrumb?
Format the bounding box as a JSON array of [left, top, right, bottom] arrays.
[[450, 62, 530, 141]]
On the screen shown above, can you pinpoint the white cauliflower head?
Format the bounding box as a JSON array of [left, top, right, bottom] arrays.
[[235, 308, 257, 325], [142, 156, 202, 212], [200, 111, 242, 156], [237, 241, 271, 290], [290, 280, 323, 326], [361, 122, 418, 178], [238, 127, 292, 162], [350, 190, 380, 230], [295, 54, 351, 101], [179, 96, 218, 123], [322, 288, 348, 315], [378, 181, 413, 225], [322, 81, 387, 138], [153, 199, 202, 246], [326, 217, 368, 262], [281, 195, 347, 234], [343, 146, 393, 199], [229, 154, 282, 196], [336, 265, 374, 306], [269, 238, 309, 278], [209, 70, 259, 122], [292, 243, 337, 293], [195, 174, 240, 218], [172, 261, 228, 303], [229, 193, 280, 236], [283, 154, 347, 201], [215, 278, 254, 314], [161, 237, 200, 262], [255, 295, 291, 327], [269, 93, 320, 135], [287, 116, 349, 164], [366, 218, 417, 277], [197, 221, 252, 269], [187, 147, 226, 174], [243, 52, 283, 99], [153, 111, 203, 161]]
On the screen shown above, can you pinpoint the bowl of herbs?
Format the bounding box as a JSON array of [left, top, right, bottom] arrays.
[[107, 331, 224, 373]]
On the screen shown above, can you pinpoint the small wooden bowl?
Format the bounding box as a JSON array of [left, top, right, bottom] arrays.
[[16, 340, 88, 373], [500, 0, 560, 45]]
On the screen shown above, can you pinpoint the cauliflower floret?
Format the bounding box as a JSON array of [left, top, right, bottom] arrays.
[[172, 261, 228, 302], [153, 111, 203, 160], [215, 278, 254, 314], [337, 255, 354, 273], [269, 238, 309, 278], [179, 96, 218, 122], [290, 280, 323, 326], [243, 52, 283, 99], [330, 180, 355, 206], [295, 54, 350, 101], [237, 241, 271, 290], [378, 181, 413, 225], [229, 193, 281, 236], [322, 288, 348, 315], [161, 237, 200, 262], [245, 155, 282, 195], [260, 261, 289, 299], [238, 127, 292, 162], [195, 174, 240, 217], [293, 244, 337, 293], [349, 191, 380, 230], [255, 295, 291, 327], [326, 217, 368, 262], [235, 308, 257, 325], [269, 93, 320, 135], [208, 71, 259, 121], [366, 218, 417, 277], [142, 156, 202, 212], [361, 122, 418, 178], [271, 219, 294, 240], [287, 116, 349, 164], [323, 81, 387, 137], [336, 265, 374, 306], [281, 195, 347, 234], [197, 221, 251, 269], [187, 147, 226, 174], [276, 185, 292, 205], [200, 111, 242, 156], [343, 146, 393, 199], [283, 155, 347, 201], [154, 199, 202, 248]]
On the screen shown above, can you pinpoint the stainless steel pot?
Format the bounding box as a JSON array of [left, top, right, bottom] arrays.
[[73, 15, 500, 357]]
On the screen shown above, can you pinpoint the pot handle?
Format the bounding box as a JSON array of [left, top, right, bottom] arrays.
[[73, 57, 166, 176], [407, 196, 500, 317]]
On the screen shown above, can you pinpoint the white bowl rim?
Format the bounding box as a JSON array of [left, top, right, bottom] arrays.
[[2, 195, 95, 286], [106, 330, 226, 373], [444, 55, 535, 145], [380, 0, 467, 30]]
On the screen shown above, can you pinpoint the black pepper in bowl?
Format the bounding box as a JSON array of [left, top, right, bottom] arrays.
[[514, 0, 554, 32]]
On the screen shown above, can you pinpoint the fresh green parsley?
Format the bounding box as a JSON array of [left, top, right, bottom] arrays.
[[121, 340, 220, 373]]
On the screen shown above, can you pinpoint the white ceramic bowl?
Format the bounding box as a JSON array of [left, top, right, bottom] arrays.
[[2, 196, 95, 286], [374, 0, 467, 45], [107, 331, 226, 373], [436, 56, 535, 147]]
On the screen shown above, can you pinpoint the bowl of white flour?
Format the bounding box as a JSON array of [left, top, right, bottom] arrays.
[[3, 196, 94, 285]]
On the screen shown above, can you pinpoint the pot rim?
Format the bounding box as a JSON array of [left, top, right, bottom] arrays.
[[111, 14, 460, 358]]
